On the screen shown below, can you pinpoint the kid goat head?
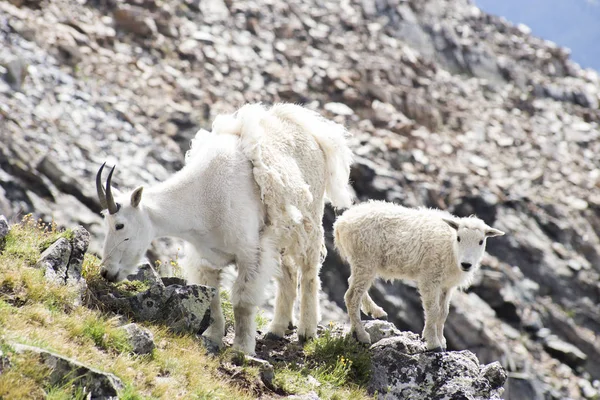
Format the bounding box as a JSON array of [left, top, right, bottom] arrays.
[[96, 162, 150, 282], [442, 217, 504, 273]]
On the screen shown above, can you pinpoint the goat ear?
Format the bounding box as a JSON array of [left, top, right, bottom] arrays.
[[443, 218, 459, 231], [131, 186, 144, 208], [485, 227, 505, 237]]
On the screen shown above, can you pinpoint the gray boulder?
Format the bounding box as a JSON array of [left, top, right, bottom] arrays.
[[0, 215, 8, 240], [0, 349, 10, 374], [35, 226, 90, 285], [11, 343, 123, 399], [368, 332, 507, 399], [34, 226, 90, 305], [66, 226, 90, 284], [364, 320, 402, 344], [121, 323, 155, 355], [126, 263, 163, 287], [99, 272, 215, 334], [36, 237, 71, 284]]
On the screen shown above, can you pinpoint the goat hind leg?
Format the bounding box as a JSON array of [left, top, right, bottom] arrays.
[[297, 243, 323, 343], [361, 291, 388, 320], [344, 268, 376, 344]]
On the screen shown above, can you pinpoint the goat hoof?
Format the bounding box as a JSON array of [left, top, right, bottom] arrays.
[[288, 322, 296, 331], [376, 314, 388, 321], [426, 346, 444, 353], [298, 334, 314, 345], [351, 330, 371, 345], [199, 336, 222, 355], [264, 332, 284, 341]]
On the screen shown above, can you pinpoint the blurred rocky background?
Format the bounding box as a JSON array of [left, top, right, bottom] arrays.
[[1, 0, 599, 398]]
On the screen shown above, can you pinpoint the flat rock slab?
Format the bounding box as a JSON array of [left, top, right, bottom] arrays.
[[543, 335, 587, 369], [369, 332, 507, 399], [11, 343, 123, 399]]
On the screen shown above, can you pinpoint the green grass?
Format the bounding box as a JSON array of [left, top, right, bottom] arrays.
[[271, 325, 373, 399], [304, 327, 372, 386], [0, 216, 257, 399], [2, 215, 72, 265], [0, 216, 375, 399], [66, 314, 133, 354]]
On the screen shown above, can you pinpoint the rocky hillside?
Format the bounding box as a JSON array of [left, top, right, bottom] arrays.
[[0, 217, 507, 399], [1, 0, 600, 398]]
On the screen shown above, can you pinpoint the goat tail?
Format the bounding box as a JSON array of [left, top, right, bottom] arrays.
[[270, 103, 354, 209], [332, 218, 350, 264]]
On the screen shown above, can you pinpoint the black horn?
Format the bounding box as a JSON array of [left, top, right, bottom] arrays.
[[96, 162, 108, 210], [105, 165, 120, 214]]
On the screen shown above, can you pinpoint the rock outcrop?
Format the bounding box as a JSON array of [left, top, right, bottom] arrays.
[[94, 264, 215, 335], [364, 321, 507, 399]]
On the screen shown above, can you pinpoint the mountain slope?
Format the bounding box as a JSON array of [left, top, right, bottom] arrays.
[[1, 0, 600, 398]]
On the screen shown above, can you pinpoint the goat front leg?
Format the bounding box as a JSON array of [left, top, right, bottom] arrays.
[[420, 285, 444, 352], [231, 236, 278, 355], [230, 264, 259, 354], [437, 287, 454, 351], [267, 254, 298, 339]]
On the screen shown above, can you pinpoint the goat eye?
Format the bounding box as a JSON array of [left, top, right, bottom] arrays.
[[115, 223, 124, 231], [479, 240, 483, 245], [457, 236, 461, 242]]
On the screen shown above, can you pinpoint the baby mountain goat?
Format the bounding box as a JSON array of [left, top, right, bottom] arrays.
[[96, 103, 353, 355], [333, 201, 504, 351]]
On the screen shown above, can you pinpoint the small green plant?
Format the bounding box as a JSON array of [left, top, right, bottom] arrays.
[[304, 326, 372, 386], [68, 314, 132, 354], [219, 289, 268, 330], [219, 290, 235, 329], [46, 383, 88, 400]]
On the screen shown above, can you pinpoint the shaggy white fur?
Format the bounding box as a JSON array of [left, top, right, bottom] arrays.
[[98, 103, 353, 354], [333, 200, 504, 351]]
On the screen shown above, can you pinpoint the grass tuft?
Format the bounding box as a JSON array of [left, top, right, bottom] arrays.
[[271, 325, 373, 399], [66, 314, 132, 354], [304, 327, 372, 386]]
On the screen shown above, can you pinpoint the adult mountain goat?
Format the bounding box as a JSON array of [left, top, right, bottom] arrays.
[[96, 103, 353, 354], [333, 201, 504, 351]]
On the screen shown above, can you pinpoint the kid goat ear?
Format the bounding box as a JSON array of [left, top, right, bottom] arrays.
[[442, 218, 459, 231], [485, 227, 505, 237]]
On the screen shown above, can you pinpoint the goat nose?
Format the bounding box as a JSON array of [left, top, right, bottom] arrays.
[[461, 262, 472, 271]]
